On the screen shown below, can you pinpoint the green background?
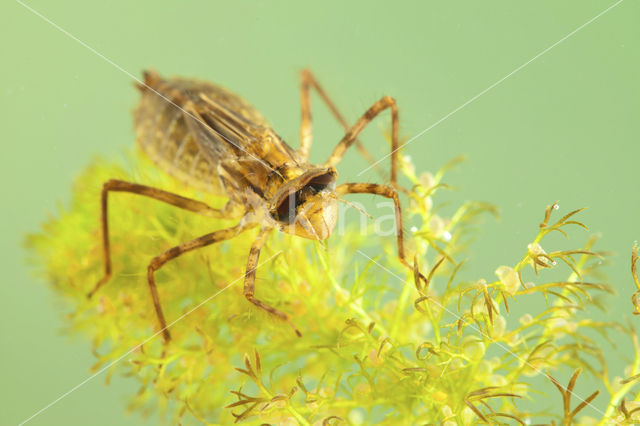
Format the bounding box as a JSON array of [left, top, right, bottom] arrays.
[[2, 1, 638, 424]]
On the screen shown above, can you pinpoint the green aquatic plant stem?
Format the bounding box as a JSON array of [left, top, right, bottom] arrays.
[[257, 381, 310, 426], [315, 245, 390, 338], [389, 279, 412, 342], [599, 330, 640, 424]]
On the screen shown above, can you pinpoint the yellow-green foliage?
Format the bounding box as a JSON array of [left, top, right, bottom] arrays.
[[28, 152, 640, 425]]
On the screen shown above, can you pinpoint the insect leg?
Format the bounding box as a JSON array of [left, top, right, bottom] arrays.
[[88, 179, 238, 298], [297, 69, 386, 179], [297, 70, 313, 160], [337, 182, 428, 287], [325, 96, 407, 193], [146, 221, 256, 341], [243, 227, 301, 337]]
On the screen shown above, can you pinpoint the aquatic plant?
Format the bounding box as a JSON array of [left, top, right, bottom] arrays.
[[27, 152, 640, 425]]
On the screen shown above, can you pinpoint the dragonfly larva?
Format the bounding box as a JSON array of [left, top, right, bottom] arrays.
[[88, 69, 426, 341]]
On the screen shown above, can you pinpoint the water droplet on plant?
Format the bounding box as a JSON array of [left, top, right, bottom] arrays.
[[553, 204, 560, 210], [442, 231, 452, 241], [410, 226, 418, 233]]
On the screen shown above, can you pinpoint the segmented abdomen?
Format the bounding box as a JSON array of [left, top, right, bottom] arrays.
[[133, 73, 223, 194]]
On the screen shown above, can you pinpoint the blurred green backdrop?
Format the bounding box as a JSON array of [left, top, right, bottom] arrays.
[[2, 1, 639, 424]]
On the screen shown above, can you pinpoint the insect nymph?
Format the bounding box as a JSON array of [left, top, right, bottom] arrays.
[[88, 70, 425, 341]]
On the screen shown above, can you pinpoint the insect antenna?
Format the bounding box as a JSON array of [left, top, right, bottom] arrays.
[[329, 193, 374, 222]]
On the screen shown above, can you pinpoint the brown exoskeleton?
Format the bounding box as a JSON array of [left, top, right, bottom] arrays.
[[88, 70, 425, 341]]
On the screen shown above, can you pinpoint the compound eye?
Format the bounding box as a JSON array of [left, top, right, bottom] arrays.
[[298, 186, 317, 204], [272, 171, 336, 223], [307, 173, 335, 192], [275, 191, 297, 223]]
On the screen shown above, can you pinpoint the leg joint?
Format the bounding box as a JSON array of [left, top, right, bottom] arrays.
[[381, 95, 395, 105]]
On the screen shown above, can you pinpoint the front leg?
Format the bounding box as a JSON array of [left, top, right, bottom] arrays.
[[297, 69, 384, 180], [146, 221, 256, 342], [326, 96, 404, 191], [337, 183, 428, 288], [243, 227, 301, 337]]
